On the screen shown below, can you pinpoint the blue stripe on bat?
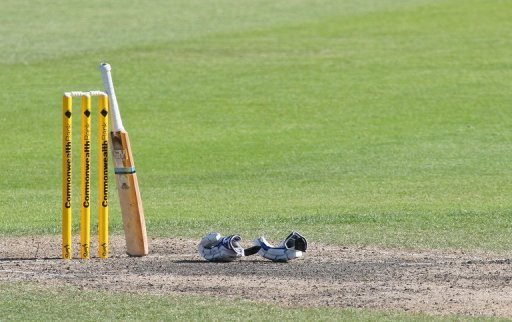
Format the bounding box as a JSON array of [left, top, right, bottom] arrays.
[[115, 167, 136, 174]]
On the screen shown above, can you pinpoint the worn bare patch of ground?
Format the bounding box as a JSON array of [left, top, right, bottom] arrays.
[[1, 236, 512, 317]]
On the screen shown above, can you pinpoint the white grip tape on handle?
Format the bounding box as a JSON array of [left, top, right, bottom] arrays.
[[99, 63, 124, 131]]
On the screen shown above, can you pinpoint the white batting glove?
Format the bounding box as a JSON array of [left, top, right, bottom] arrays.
[[198, 233, 245, 262], [254, 231, 308, 262]]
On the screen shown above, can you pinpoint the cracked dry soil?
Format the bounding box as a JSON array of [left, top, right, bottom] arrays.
[[1, 236, 512, 318]]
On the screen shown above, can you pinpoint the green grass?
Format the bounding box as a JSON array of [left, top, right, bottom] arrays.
[[0, 282, 476, 322], [1, 0, 511, 319], [2, 0, 511, 251]]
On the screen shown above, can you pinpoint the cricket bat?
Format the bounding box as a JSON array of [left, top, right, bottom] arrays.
[[100, 63, 149, 256]]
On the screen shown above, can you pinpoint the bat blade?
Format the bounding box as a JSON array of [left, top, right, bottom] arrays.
[[111, 130, 149, 256]]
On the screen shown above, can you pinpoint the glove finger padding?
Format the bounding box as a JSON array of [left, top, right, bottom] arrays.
[[283, 231, 308, 252], [254, 231, 307, 262], [198, 233, 245, 262]]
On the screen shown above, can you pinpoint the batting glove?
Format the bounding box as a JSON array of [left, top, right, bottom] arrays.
[[254, 231, 308, 262], [198, 233, 245, 262]]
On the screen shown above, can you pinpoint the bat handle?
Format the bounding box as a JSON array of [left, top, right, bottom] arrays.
[[100, 63, 125, 132]]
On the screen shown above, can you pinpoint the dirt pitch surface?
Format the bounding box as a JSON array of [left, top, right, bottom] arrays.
[[1, 236, 512, 318]]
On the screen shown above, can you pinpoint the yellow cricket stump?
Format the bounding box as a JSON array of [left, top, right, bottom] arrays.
[[80, 94, 92, 259], [62, 91, 109, 260], [98, 94, 109, 259], [62, 95, 73, 260]]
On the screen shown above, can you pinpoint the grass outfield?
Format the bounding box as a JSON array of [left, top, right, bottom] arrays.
[[1, 0, 511, 319], [1, 283, 449, 322]]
